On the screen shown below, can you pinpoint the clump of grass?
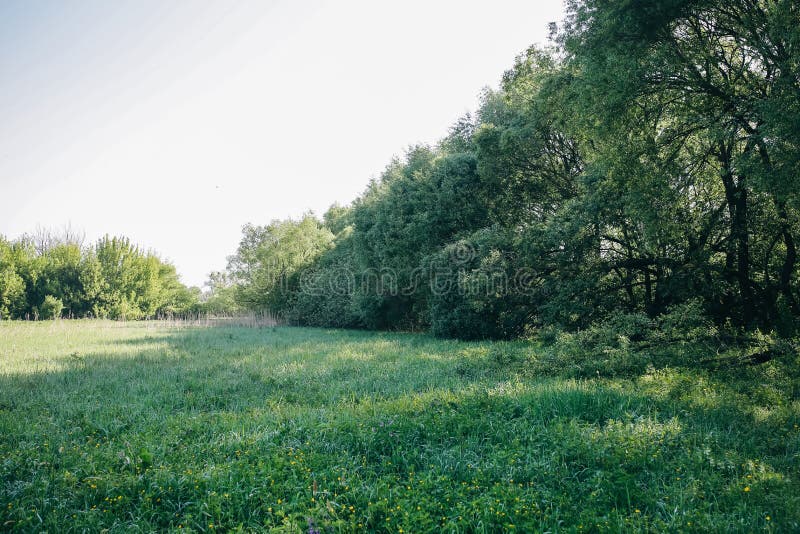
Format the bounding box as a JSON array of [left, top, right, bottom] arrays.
[[0, 320, 798, 531]]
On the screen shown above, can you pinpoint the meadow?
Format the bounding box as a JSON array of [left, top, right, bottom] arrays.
[[0, 320, 798, 532]]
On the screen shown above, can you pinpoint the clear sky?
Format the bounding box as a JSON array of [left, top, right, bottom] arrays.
[[1, 0, 565, 287]]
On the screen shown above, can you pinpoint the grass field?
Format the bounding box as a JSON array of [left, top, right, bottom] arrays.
[[0, 321, 798, 532]]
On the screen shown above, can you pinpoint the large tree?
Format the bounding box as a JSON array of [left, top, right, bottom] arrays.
[[558, 0, 800, 329], [227, 216, 335, 317]]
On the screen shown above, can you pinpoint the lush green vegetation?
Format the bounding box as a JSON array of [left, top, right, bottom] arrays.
[[3, 2, 798, 529], [215, 0, 800, 341], [0, 232, 200, 320], [0, 321, 797, 532]]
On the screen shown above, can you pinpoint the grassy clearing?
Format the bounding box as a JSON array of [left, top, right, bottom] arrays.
[[0, 321, 798, 532]]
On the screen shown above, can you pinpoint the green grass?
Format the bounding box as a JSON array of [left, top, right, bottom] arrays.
[[0, 321, 798, 532]]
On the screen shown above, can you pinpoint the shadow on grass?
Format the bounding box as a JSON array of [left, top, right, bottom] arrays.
[[0, 324, 798, 530]]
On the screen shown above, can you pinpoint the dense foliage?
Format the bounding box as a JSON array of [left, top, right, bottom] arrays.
[[221, 0, 800, 339], [0, 232, 199, 320]]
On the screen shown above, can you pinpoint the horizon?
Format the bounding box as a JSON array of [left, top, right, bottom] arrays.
[[0, 0, 565, 287]]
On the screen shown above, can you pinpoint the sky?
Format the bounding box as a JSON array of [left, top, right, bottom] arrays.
[[0, 0, 566, 287]]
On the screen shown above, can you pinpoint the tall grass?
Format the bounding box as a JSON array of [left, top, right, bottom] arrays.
[[0, 321, 797, 532], [144, 312, 279, 329]]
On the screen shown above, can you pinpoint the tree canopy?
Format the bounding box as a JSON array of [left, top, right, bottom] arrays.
[[217, 0, 799, 339], [0, 232, 199, 320]]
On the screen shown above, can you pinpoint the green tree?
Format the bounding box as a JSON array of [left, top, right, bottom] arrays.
[[201, 271, 242, 315], [228, 215, 335, 317], [558, 0, 800, 329], [0, 237, 26, 319]]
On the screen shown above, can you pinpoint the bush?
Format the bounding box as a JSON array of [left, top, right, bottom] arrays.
[[285, 232, 362, 328], [108, 299, 142, 320], [775, 295, 797, 338], [426, 228, 533, 340], [532, 303, 726, 377], [288, 265, 361, 328], [533, 336, 646, 378], [39, 295, 64, 320], [536, 325, 561, 346], [653, 299, 717, 343]]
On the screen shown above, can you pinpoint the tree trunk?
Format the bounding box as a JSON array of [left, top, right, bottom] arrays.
[[778, 205, 798, 314], [719, 143, 754, 326]]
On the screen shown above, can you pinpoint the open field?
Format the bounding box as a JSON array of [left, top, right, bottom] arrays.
[[0, 321, 798, 532]]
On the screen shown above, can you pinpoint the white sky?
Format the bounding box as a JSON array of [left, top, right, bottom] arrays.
[[0, 0, 565, 287]]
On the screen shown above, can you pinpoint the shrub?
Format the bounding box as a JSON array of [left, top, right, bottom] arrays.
[[426, 228, 533, 340], [532, 303, 728, 377], [285, 232, 362, 328], [108, 299, 141, 320], [39, 295, 63, 320], [288, 265, 361, 328], [653, 298, 717, 343], [536, 325, 561, 346]]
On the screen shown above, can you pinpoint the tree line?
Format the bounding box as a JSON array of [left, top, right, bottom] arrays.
[[0, 231, 199, 320], [218, 0, 800, 339]]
